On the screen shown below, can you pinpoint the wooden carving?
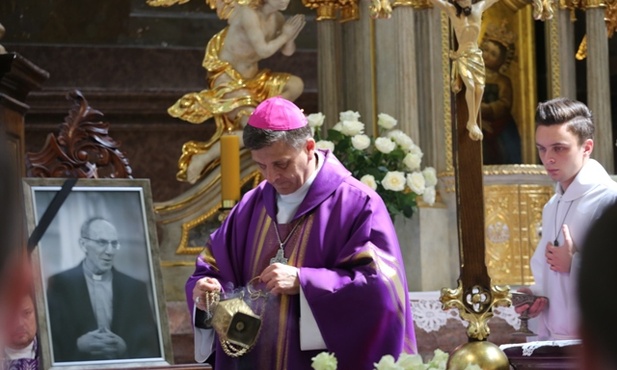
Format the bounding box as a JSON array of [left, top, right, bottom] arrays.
[[26, 90, 133, 179]]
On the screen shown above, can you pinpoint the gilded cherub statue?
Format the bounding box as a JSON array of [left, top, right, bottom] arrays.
[[148, 0, 306, 183], [428, 0, 500, 141]]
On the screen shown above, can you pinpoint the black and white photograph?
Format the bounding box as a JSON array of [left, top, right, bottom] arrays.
[[22, 178, 172, 369]]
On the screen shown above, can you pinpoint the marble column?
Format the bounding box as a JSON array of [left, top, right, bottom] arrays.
[[341, 0, 377, 134], [585, 6, 613, 172], [317, 20, 344, 131], [385, 3, 454, 291], [374, 7, 420, 141], [414, 7, 444, 172]]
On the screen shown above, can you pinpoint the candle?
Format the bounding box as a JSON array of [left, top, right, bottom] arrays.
[[220, 133, 240, 207]]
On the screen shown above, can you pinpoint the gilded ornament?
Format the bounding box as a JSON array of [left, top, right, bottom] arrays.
[[392, 0, 432, 8], [301, 0, 339, 20], [482, 164, 547, 176], [440, 281, 511, 340], [339, 0, 360, 21], [585, 0, 607, 7], [369, 0, 394, 18], [447, 341, 510, 370], [575, 0, 617, 60]]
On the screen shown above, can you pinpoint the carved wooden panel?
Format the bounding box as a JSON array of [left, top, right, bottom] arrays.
[[0, 52, 49, 175], [26, 90, 132, 178]]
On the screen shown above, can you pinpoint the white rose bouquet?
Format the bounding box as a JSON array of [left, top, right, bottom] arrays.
[[308, 110, 437, 220], [311, 349, 467, 370]]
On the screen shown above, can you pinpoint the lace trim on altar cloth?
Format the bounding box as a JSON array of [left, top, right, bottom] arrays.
[[499, 339, 581, 356], [409, 291, 521, 333]]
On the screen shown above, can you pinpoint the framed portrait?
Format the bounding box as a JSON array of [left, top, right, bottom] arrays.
[[22, 178, 173, 369]]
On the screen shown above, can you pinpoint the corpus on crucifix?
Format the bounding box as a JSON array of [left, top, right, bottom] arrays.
[[428, 0, 500, 141]]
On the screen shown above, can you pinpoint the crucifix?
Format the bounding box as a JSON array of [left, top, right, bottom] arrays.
[[439, 84, 511, 369], [270, 247, 288, 265], [430, 0, 514, 367]]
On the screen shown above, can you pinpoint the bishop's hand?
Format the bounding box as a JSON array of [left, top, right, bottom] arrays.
[[193, 277, 222, 311], [260, 263, 299, 296]]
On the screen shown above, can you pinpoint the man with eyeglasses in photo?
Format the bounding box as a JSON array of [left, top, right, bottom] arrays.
[[46, 217, 160, 362]]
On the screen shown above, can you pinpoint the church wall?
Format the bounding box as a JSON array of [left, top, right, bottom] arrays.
[[9, 43, 318, 202]]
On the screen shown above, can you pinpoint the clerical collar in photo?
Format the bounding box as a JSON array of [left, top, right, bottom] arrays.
[[82, 262, 112, 281]]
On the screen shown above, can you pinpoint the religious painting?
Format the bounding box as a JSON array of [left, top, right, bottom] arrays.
[[480, 3, 538, 165], [22, 178, 173, 370]]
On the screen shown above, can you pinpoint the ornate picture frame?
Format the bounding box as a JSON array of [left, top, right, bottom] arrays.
[[480, 2, 538, 165], [22, 178, 173, 369]]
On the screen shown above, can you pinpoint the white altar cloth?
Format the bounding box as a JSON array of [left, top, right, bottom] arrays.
[[409, 291, 521, 332]]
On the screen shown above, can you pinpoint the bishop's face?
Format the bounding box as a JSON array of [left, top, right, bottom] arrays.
[[251, 139, 316, 195], [536, 123, 592, 192]]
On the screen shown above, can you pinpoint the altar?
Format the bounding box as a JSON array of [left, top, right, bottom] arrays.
[[500, 340, 582, 369], [165, 291, 526, 363], [408, 291, 525, 357]]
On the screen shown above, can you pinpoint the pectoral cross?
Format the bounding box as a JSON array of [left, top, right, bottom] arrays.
[[270, 246, 288, 264]]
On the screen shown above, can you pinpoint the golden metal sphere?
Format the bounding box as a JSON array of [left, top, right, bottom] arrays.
[[447, 341, 510, 370]]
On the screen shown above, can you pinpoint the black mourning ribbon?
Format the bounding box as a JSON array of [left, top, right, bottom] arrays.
[[27, 178, 78, 254]]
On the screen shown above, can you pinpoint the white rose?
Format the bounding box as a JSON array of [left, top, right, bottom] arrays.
[[375, 137, 396, 154], [306, 112, 325, 128], [403, 153, 422, 171], [423, 167, 438, 187], [382, 171, 406, 192], [339, 110, 361, 122], [315, 140, 335, 151], [426, 349, 449, 369], [408, 143, 423, 157], [407, 171, 426, 195], [337, 120, 365, 136], [351, 134, 371, 150], [395, 353, 424, 369], [311, 352, 338, 370], [377, 113, 397, 129], [422, 186, 436, 205], [387, 130, 414, 151], [374, 354, 402, 370], [332, 122, 342, 131], [360, 174, 378, 190]]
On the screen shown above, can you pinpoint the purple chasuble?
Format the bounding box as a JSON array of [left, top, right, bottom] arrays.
[[186, 150, 417, 370]]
